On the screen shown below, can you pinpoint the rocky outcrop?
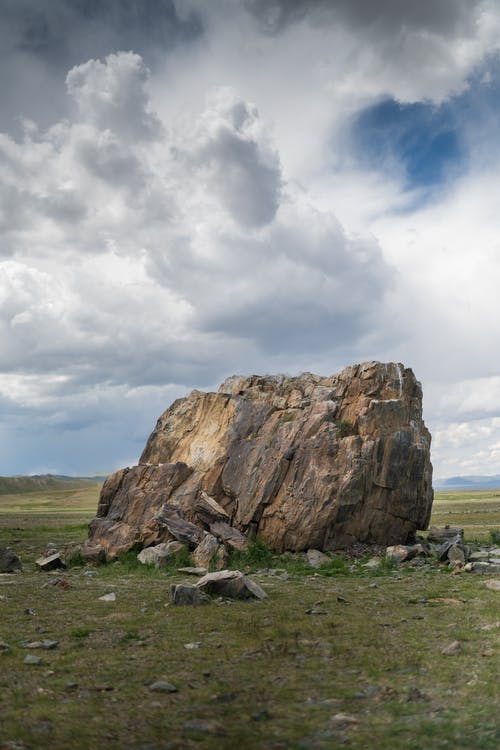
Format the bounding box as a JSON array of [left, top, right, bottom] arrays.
[[86, 361, 433, 558]]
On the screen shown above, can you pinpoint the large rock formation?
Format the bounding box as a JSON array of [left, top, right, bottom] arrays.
[[86, 361, 433, 558]]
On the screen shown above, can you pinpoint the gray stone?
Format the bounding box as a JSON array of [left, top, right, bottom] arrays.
[[305, 549, 330, 568], [471, 562, 500, 574], [149, 680, 178, 693], [24, 654, 43, 665], [137, 541, 184, 567], [0, 547, 22, 573], [177, 567, 207, 576], [169, 584, 211, 606], [156, 506, 205, 549], [25, 640, 58, 650], [469, 550, 490, 561], [98, 592, 116, 601], [428, 526, 464, 543], [196, 570, 267, 600], [447, 544, 466, 565]]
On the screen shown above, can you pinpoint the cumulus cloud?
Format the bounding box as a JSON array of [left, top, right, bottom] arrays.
[[0, 49, 396, 471], [66, 52, 163, 141]]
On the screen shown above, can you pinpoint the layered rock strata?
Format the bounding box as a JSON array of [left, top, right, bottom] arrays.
[[86, 361, 433, 558]]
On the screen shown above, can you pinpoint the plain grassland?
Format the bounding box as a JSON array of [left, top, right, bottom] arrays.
[[0, 486, 499, 750]]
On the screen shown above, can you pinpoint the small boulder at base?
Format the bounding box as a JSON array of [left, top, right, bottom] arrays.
[[196, 570, 267, 600], [386, 545, 419, 563], [80, 543, 106, 565], [0, 547, 22, 573], [192, 534, 219, 569], [305, 549, 330, 568], [137, 541, 185, 567], [169, 584, 211, 606], [36, 552, 66, 571]]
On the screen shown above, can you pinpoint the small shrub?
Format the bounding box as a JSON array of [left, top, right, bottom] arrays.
[[65, 548, 85, 568], [489, 529, 500, 545], [336, 419, 352, 438], [228, 538, 275, 570], [71, 627, 92, 639]]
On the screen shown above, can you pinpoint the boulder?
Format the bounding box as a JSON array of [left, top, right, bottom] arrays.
[[86, 362, 433, 556], [193, 491, 230, 527], [0, 547, 22, 573], [305, 549, 331, 568], [80, 543, 106, 565], [36, 552, 66, 571], [192, 534, 219, 568], [137, 541, 185, 567], [428, 526, 464, 543], [169, 584, 211, 605], [195, 570, 267, 600], [209, 522, 248, 551]]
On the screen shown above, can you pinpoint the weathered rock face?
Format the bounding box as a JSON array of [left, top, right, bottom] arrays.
[[86, 361, 433, 557]]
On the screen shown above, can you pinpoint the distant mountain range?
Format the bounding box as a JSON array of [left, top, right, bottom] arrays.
[[2, 472, 500, 495], [434, 475, 500, 491], [0, 474, 107, 495]]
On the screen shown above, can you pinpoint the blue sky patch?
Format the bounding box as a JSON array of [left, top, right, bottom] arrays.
[[350, 97, 463, 190]]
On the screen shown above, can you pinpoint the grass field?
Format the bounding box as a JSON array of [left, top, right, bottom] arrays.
[[0, 486, 499, 750]]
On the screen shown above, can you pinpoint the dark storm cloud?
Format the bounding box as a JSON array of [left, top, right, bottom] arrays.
[[244, 0, 482, 36], [1, 0, 202, 67], [0, 0, 203, 133]]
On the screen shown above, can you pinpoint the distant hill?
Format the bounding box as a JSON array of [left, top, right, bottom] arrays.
[[434, 475, 500, 491], [0, 474, 107, 495]]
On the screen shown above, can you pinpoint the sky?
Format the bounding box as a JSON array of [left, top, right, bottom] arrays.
[[2, 0, 500, 480]]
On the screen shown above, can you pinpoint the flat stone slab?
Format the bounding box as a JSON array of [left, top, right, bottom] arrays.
[[36, 552, 66, 571], [196, 570, 267, 600]]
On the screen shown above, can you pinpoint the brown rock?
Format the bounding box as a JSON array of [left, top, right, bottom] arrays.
[[192, 534, 219, 568], [209, 522, 249, 551], [86, 362, 433, 556], [80, 543, 106, 565], [193, 491, 230, 527]]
